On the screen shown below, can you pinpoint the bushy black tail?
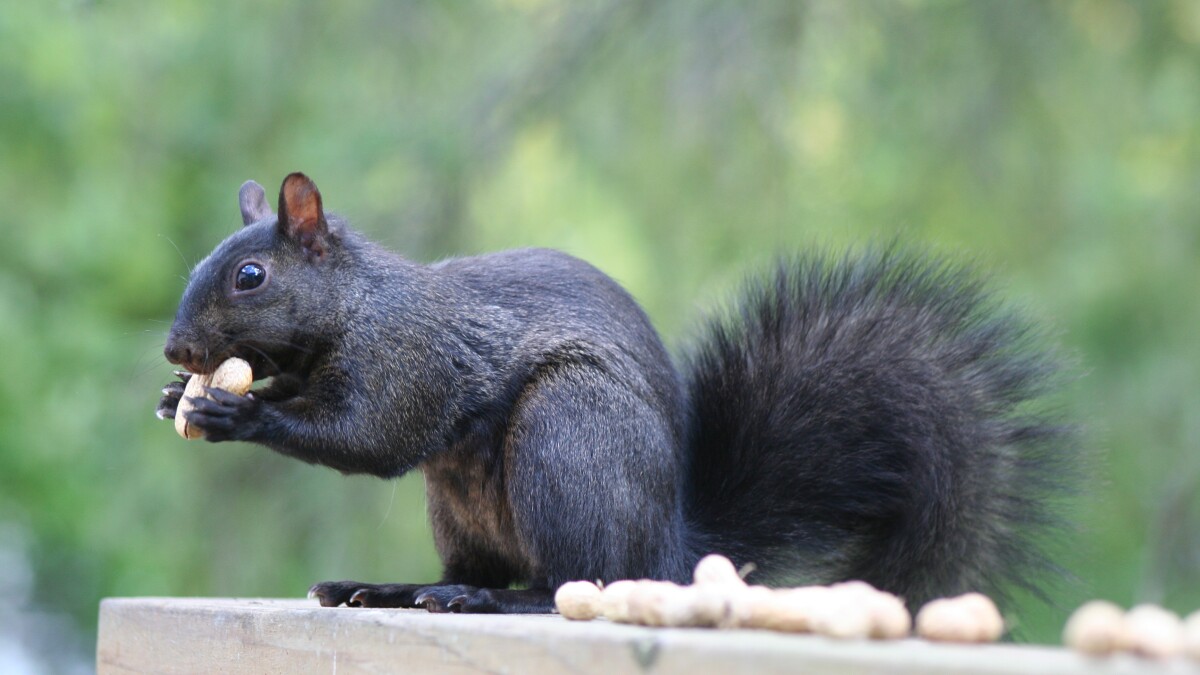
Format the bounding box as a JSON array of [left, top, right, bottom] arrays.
[[682, 248, 1075, 609]]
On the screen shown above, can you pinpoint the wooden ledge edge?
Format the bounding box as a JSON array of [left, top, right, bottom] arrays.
[[97, 598, 1190, 675]]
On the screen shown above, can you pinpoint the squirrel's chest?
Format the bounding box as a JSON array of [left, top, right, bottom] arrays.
[[420, 445, 535, 577]]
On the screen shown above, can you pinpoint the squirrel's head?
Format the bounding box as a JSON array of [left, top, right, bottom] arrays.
[[164, 172, 345, 378]]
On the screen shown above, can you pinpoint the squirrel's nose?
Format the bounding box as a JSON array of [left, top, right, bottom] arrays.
[[165, 321, 213, 372], [163, 339, 193, 367], [163, 331, 202, 370]]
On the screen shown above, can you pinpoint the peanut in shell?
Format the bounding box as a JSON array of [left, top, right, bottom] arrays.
[[174, 357, 253, 439]]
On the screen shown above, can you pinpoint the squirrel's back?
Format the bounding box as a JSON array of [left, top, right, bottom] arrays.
[[435, 247, 686, 443]]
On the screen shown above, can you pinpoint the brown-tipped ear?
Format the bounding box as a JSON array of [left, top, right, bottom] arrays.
[[277, 172, 330, 261], [239, 180, 274, 226]]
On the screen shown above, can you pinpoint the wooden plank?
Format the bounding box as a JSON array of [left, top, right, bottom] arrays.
[[96, 598, 1194, 675]]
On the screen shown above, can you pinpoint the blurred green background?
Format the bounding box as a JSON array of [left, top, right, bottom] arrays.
[[2, 0, 1199, 668]]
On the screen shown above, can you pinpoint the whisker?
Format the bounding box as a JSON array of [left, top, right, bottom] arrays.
[[159, 234, 193, 276], [125, 343, 173, 382], [212, 325, 315, 356], [244, 337, 317, 355], [118, 329, 169, 339], [128, 358, 168, 381], [378, 480, 399, 529], [239, 343, 285, 375]]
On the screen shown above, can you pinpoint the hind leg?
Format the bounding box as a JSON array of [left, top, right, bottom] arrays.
[[503, 366, 691, 587]]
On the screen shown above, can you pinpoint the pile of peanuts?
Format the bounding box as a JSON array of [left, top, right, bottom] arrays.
[[1064, 601, 1200, 660], [554, 554, 1005, 642], [557, 554, 1200, 659]]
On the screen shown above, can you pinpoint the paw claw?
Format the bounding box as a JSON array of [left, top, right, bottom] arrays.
[[414, 591, 444, 612], [308, 584, 346, 608], [447, 595, 469, 613], [349, 590, 367, 607]]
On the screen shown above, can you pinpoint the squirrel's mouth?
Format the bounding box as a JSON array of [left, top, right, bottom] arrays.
[[171, 339, 310, 382], [227, 347, 277, 381], [171, 352, 219, 377], [229, 340, 320, 382], [177, 347, 274, 381]]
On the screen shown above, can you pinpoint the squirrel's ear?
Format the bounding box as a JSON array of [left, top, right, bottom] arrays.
[[239, 180, 274, 226], [277, 172, 330, 262]]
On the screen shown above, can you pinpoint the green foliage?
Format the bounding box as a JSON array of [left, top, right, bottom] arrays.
[[1, 0, 1198, 654]]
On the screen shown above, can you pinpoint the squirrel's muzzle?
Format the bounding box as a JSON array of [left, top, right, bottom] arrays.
[[164, 331, 209, 374]]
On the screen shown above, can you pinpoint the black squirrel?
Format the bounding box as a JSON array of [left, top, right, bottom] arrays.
[[158, 172, 1074, 614]]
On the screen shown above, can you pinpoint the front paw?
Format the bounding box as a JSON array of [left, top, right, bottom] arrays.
[[154, 372, 192, 420], [185, 387, 260, 442]]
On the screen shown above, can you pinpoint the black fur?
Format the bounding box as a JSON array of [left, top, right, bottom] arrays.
[[682, 250, 1074, 610], [161, 174, 1075, 614]]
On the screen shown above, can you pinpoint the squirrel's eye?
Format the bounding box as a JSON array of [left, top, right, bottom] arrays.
[[234, 263, 266, 292]]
